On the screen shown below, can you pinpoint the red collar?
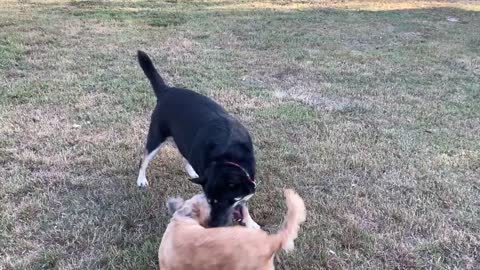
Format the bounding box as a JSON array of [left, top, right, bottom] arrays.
[[223, 161, 255, 187]]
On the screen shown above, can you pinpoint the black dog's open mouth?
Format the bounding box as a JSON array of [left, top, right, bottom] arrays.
[[233, 205, 243, 222]]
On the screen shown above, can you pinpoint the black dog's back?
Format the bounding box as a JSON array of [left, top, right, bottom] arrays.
[[137, 51, 244, 167], [137, 50, 226, 114]]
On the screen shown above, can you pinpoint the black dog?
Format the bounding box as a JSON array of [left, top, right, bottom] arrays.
[[136, 51, 259, 228]]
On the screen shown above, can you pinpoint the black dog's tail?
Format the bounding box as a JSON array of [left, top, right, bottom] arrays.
[[137, 50, 167, 98]]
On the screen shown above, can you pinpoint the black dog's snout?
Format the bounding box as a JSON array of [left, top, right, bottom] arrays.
[[208, 202, 234, 227]]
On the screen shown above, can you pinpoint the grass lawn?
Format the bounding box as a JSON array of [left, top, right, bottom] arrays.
[[1, 0, 479, 269]]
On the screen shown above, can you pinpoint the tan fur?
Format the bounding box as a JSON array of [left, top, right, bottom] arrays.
[[158, 189, 306, 270]]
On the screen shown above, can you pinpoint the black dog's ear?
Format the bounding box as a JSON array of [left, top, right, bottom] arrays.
[[190, 177, 206, 186]]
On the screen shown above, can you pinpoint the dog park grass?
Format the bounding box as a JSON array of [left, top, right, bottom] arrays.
[[1, 0, 479, 269]]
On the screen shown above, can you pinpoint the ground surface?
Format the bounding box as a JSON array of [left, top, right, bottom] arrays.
[[1, 0, 479, 269]]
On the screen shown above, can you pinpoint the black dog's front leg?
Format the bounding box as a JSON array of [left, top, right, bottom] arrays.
[[234, 202, 260, 229]]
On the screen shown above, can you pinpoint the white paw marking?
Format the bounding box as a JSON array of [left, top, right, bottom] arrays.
[[137, 175, 149, 187], [136, 145, 162, 188]]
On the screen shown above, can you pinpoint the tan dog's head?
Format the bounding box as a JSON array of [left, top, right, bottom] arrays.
[[166, 194, 211, 227]]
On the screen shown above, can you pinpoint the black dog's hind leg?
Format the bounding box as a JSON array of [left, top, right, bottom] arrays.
[[137, 118, 168, 187]]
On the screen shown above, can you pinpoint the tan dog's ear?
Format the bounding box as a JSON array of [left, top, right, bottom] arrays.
[[191, 203, 201, 219], [166, 197, 184, 215], [190, 198, 210, 226], [176, 205, 193, 217]]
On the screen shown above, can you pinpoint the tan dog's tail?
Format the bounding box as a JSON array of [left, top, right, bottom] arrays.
[[269, 189, 306, 253]]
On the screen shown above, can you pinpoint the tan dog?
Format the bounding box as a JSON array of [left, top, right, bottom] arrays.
[[158, 189, 306, 270]]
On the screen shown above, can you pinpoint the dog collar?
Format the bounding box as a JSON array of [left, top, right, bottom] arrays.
[[223, 161, 255, 187]]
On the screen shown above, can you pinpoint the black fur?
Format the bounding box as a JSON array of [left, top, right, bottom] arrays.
[[137, 51, 256, 227]]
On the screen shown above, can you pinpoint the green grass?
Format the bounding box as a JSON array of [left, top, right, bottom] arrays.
[[70, 9, 186, 27], [1, 0, 479, 269], [0, 37, 24, 69], [258, 103, 317, 123]]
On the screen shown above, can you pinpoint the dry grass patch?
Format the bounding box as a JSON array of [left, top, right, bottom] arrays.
[[1, 0, 480, 269]]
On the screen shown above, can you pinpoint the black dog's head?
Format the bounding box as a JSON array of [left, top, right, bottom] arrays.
[[190, 162, 255, 227]]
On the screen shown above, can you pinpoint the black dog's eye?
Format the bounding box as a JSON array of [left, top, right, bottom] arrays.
[[229, 183, 235, 188]]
